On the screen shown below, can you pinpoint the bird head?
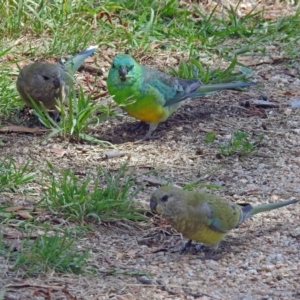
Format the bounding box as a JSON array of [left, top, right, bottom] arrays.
[[33, 62, 64, 90], [108, 54, 138, 84], [150, 186, 186, 217]]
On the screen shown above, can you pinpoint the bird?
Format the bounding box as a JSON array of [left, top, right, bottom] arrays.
[[16, 45, 97, 112], [150, 186, 298, 255], [107, 54, 256, 140]]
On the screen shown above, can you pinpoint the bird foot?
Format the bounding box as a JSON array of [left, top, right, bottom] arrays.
[[169, 240, 205, 254], [133, 134, 161, 143], [171, 240, 222, 260], [169, 240, 192, 253]]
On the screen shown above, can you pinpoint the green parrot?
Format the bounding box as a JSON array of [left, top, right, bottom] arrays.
[[150, 186, 298, 254], [107, 54, 256, 140], [16, 45, 97, 111]]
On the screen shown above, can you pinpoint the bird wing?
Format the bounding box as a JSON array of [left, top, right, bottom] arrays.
[[65, 45, 98, 74], [141, 65, 201, 107], [203, 199, 245, 233]]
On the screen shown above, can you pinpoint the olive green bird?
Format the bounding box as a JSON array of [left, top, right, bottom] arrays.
[[107, 54, 256, 140], [16, 45, 97, 111], [150, 186, 298, 253]]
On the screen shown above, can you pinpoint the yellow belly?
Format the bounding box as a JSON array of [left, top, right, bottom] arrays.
[[187, 224, 225, 245], [125, 98, 168, 124], [171, 217, 225, 246]]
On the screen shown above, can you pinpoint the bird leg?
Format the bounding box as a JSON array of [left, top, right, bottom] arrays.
[[141, 123, 159, 141], [179, 239, 194, 253], [134, 123, 159, 142], [172, 240, 222, 260]]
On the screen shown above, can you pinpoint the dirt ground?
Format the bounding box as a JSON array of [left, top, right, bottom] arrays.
[[1, 1, 300, 300]]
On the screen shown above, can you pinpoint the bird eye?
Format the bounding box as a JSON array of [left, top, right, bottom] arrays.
[[161, 195, 169, 202], [42, 75, 50, 80]]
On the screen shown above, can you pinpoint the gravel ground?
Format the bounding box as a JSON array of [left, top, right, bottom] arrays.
[[1, 1, 300, 299]]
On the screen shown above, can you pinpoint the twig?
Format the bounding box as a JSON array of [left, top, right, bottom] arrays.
[[78, 63, 103, 76], [104, 150, 127, 159], [6, 283, 63, 290], [241, 99, 300, 109]]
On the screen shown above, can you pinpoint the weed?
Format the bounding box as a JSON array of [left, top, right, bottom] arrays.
[[30, 87, 116, 146], [205, 131, 264, 157], [9, 232, 89, 275], [0, 157, 35, 192], [41, 162, 146, 224]]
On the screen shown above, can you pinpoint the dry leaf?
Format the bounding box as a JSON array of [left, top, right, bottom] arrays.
[[5, 206, 25, 212], [50, 148, 67, 156], [17, 211, 33, 219], [150, 43, 160, 50], [126, 249, 140, 257]]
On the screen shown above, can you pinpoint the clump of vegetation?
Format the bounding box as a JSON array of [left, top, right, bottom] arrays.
[[205, 131, 264, 157], [41, 162, 146, 224]]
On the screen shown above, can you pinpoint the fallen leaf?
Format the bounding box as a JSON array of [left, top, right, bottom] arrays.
[[150, 43, 160, 50], [283, 68, 299, 77], [5, 206, 25, 212], [50, 148, 67, 156], [126, 249, 140, 257], [17, 211, 33, 219]]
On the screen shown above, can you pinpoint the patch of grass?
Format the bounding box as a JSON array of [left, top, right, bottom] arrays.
[[8, 232, 89, 275], [219, 132, 264, 157], [0, 47, 20, 117], [183, 165, 224, 191], [170, 55, 253, 83], [41, 162, 146, 224], [30, 87, 116, 146], [1, 1, 98, 54], [1, 1, 299, 57], [205, 131, 264, 157], [0, 157, 35, 192]]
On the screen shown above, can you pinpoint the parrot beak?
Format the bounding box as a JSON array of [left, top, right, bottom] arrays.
[[53, 77, 61, 89], [119, 66, 128, 82], [150, 198, 158, 213]]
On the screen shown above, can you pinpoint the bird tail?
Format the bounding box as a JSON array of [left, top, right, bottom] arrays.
[[251, 199, 298, 216], [193, 81, 256, 97], [65, 45, 98, 74]]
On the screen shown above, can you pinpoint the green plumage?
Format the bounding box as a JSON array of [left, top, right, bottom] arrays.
[[107, 54, 256, 140], [150, 186, 298, 251]]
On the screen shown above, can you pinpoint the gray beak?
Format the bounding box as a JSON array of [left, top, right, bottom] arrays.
[[150, 198, 157, 213], [119, 66, 128, 81], [53, 77, 61, 89]]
